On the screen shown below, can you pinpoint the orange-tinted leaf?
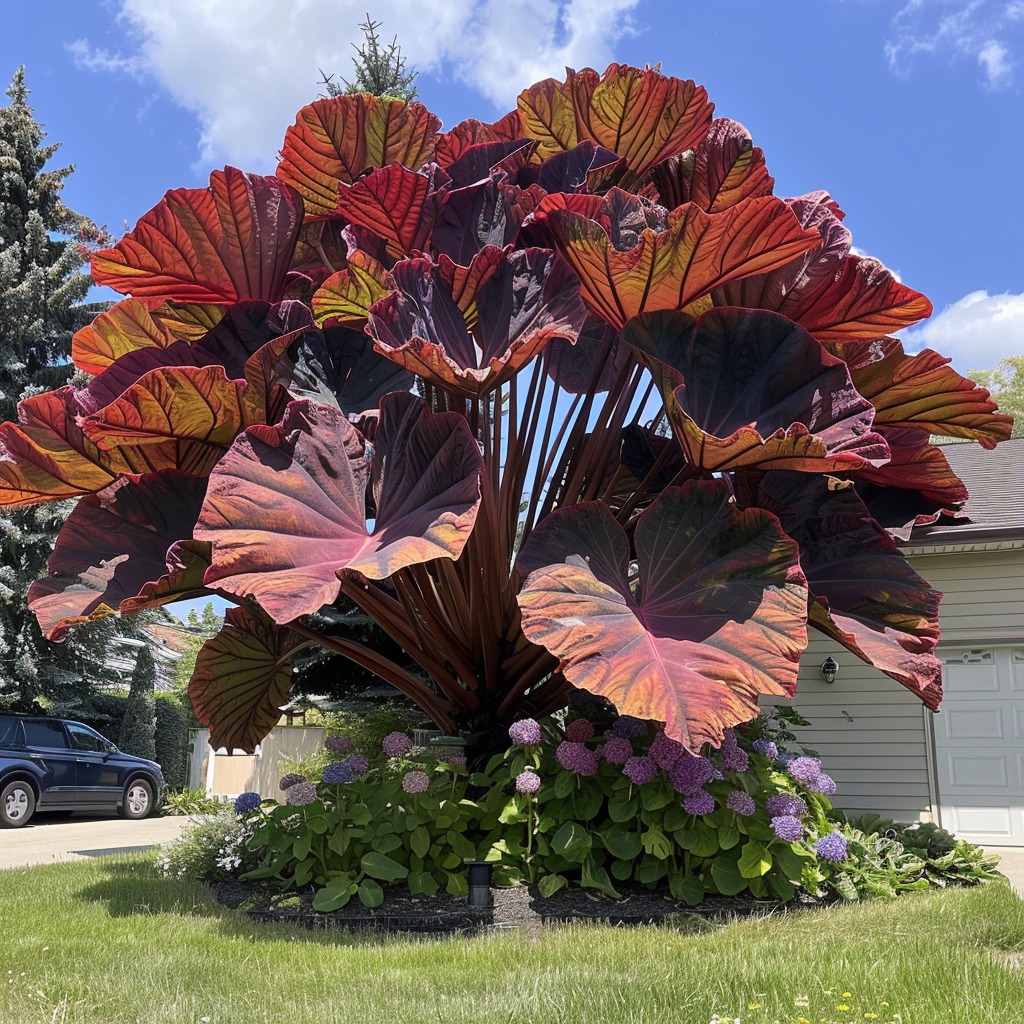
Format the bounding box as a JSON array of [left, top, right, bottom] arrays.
[[0, 388, 160, 506], [151, 302, 227, 340], [518, 64, 713, 178], [27, 472, 208, 639], [517, 482, 808, 750], [624, 308, 889, 473], [80, 366, 269, 472], [197, 394, 481, 623], [120, 540, 211, 615], [829, 337, 1013, 448], [276, 95, 441, 218], [72, 299, 179, 376], [542, 191, 819, 329], [189, 604, 304, 752], [334, 164, 438, 261], [91, 168, 302, 304], [312, 250, 393, 327], [650, 118, 774, 212]]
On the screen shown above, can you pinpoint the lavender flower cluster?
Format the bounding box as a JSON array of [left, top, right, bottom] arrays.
[[508, 718, 542, 746], [322, 761, 354, 784], [382, 731, 413, 757]]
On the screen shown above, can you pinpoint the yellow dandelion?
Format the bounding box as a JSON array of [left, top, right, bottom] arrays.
[[836, 1004, 852, 1012], [864, 1015, 879, 1021], [748, 1004, 762, 1011], [841, 992, 853, 999]]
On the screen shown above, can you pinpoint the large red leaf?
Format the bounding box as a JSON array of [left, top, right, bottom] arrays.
[[828, 337, 1013, 448], [312, 251, 393, 328], [80, 365, 271, 464], [92, 168, 302, 305], [539, 190, 820, 329], [71, 298, 185, 376], [545, 316, 634, 394], [27, 472, 208, 639], [748, 472, 943, 707], [623, 308, 889, 473], [517, 64, 713, 178], [850, 426, 968, 541], [276, 95, 441, 218], [517, 481, 808, 750], [650, 118, 774, 213], [716, 192, 931, 340], [0, 388, 171, 507], [334, 164, 439, 261], [433, 111, 524, 168], [367, 249, 588, 398], [431, 178, 542, 265], [189, 604, 305, 752], [197, 393, 482, 623]]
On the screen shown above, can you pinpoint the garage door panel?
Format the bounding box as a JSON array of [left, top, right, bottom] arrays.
[[935, 648, 1023, 847]]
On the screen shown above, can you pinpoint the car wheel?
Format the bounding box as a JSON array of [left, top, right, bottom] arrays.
[[0, 780, 36, 828], [121, 778, 154, 820]]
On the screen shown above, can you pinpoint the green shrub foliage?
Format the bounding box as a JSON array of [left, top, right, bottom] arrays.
[[154, 693, 190, 789], [158, 712, 1002, 910]]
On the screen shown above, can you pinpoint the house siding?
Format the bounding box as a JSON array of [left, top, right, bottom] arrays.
[[777, 545, 1024, 823]]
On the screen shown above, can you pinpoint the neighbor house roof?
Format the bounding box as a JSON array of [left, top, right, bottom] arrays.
[[912, 437, 1024, 544]]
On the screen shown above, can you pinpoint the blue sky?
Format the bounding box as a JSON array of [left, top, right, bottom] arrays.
[[3, 0, 1023, 374]]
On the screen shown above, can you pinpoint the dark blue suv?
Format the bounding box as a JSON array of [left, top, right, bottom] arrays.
[[0, 715, 165, 828]]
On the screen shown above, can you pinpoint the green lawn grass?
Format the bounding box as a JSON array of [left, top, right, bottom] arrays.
[[0, 854, 1020, 1024]]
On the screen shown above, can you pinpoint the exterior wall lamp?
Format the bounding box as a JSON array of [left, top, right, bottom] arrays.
[[820, 657, 839, 684]]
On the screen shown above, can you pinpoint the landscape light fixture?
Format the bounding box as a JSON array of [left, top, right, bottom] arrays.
[[820, 657, 839, 684]]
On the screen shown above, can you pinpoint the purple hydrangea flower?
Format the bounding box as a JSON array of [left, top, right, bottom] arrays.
[[278, 772, 306, 792], [787, 756, 822, 784], [324, 734, 353, 753], [623, 755, 658, 785], [348, 753, 370, 775], [515, 770, 541, 795], [668, 753, 715, 794], [564, 718, 595, 742], [726, 790, 756, 817], [720, 744, 750, 773], [610, 715, 649, 739], [446, 753, 467, 766], [401, 770, 430, 794], [556, 741, 599, 777], [601, 736, 633, 765], [649, 731, 685, 770], [752, 738, 779, 760], [683, 789, 716, 815], [809, 772, 837, 796], [233, 791, 262, 815], [285, 781, 319, 807], [382, 731, 413, 757], [508, 718, 542, 746], [766, 794, 807, 818], [815, 831, 848, 863], [322, 761, 354, 784], [771, 814, 805, 842]]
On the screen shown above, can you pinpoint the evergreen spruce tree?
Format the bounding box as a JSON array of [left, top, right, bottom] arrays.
[[0, 67, 119, 710], [118, 645, 157, 761], [319, 15, 419, 101]]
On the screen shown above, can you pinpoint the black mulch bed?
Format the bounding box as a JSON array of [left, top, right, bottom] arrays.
[[209, 878, 828, 936]]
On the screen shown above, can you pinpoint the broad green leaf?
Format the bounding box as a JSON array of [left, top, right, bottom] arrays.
[[602, 828, 642, 861], [738, 840, 773, 879], [313, 875, 356, 912], [360, 851, 409, 883], [537, 873, 568, 898], [710, 854, 748, 896], [357, 879, 385, 908], [640, 827, 673, 860], [551, 822, 593, 863]]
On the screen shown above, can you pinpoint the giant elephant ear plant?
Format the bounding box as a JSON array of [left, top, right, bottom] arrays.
[[3, 65, 1011, 757]]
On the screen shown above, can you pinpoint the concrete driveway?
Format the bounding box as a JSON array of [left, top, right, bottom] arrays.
[[0, 813, 188, 871]]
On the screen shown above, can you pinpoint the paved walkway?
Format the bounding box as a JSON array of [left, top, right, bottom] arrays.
[[987, 846, 1024, 897], [0, 813, 187, 870]]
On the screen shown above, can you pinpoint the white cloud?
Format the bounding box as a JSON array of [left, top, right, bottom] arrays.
[[67, 0, 639, 171], [904, 289, 1024, 371], [884, 0, 1020, 89]]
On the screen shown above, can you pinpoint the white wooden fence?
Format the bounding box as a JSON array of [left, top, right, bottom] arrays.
[[187, 726, 326, 797]]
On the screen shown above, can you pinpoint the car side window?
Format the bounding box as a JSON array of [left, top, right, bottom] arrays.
[[23, 720, 70, 749], [0, 717, 22, 747], [66, 723, 110, 753]]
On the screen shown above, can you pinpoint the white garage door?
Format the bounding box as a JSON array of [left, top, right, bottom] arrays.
[[933, 648, 1024, 847]]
